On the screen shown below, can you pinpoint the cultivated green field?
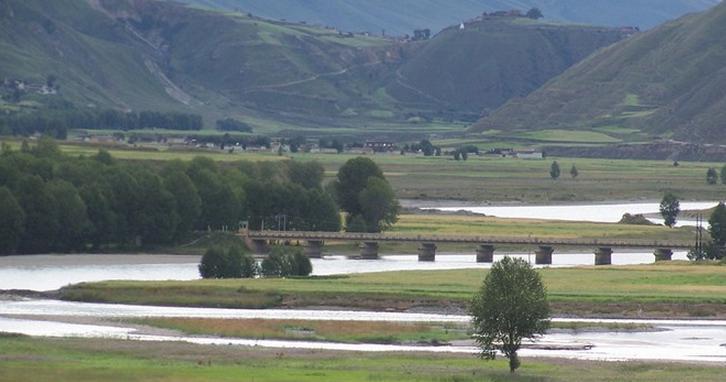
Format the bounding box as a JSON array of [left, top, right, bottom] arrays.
[[392, 214, 694, 242], [5, 138, 724, 202], [61, 262, 726, 317], [1, 336, 723, 382]]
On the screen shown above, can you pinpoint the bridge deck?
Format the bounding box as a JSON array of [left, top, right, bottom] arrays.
[[243, 230, 691, 249]]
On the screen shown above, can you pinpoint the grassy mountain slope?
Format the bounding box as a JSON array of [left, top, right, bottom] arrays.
[[389, 18, 627, 119], [471, 2, 726, 143], [181, 0, 719, 35], [0, 0, 178, 111]]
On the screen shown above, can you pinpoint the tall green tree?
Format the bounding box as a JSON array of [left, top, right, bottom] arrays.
[[287, 161, 324, 189], [709, 202, 726, 248], [570, 164, 578, 179], [0, 187, 25, 253], [358, 177, 400, 232], [132, 170, 180, 245], [47, 180, 90, 251], [706, 168, 718, 185], [162, 169, 201, 239], [333, 157, 384, 217], [79, 183, 117, 249], [14, 175, 59, 253], [549, 161, 560, 180], [659, 192, 680, 228], [721, 165, 726, 185], [471, 257, 550, 373]]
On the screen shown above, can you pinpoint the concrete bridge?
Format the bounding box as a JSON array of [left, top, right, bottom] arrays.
[[242, 230, 692, 266]]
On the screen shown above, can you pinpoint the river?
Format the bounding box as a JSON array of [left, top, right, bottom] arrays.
[[1, 300, 725, 363]]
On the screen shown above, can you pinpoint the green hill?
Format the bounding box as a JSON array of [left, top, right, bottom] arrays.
[[0, 0, 626, 136], [470, 2, 726, 143], [387, 18, 627, 120], [181, 0, 719, 35]]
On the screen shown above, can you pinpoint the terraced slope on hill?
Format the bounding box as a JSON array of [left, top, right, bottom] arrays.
[[471, 2, 726, 143]]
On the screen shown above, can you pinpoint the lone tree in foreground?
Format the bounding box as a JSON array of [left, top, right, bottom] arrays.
[[470, 257, 550, 373], [659, 192, 680, 228], [549, 161, 560, 180]]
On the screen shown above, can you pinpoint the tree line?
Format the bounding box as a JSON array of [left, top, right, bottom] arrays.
[[0, 138, 340, 254], [0, 108, 204, 139]]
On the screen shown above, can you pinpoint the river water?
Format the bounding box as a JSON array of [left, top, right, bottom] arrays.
[[0, 251, 689, 291], [1, 299, 725, 363], [433, 201, 718, 226]]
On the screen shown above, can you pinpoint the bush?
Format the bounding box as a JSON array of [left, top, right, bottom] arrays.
[[199, 246, 257, 279], [261, 247, 312, 277]]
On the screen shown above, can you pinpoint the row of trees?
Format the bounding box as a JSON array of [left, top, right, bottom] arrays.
[[549, 161, 578, 179], [198, 246, 312, 279], [0, 109, 204, 139], [659, 192, 726, 260], [0, 138, 341, 254], [706, 166, 726, 185]]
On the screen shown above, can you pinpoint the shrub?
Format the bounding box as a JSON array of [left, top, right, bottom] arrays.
[[199, 246, 257, 279], [261, 247, 312, 277]]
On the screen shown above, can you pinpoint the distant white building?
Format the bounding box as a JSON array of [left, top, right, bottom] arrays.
[[515, 149, 543, 160], [459, 23, 465, 30]]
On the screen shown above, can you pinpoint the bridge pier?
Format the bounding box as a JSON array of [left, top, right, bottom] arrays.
[[251, 239, 270, 255], [359, 241, 379, 260], [654, 248, 673, 262], [535, 246, 554, 265], [418, 243, 437, 262], [476, 245, 495, 263], [594, 247, 613, 266], [304, 240, 324, 258]]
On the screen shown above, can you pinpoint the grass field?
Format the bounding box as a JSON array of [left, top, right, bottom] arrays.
[[61, 262, 726, 318], [392, 214, 694, 243], [4, 138, 725, 202], [130, 318, 652, 345], [1, 336, 724, 382], [132, 318, 468, 345]]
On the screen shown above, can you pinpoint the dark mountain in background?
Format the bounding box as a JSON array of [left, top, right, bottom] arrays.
[[0, 0, 627, 134], [181, 0, 719, 35], [471, 1, 726, 143]]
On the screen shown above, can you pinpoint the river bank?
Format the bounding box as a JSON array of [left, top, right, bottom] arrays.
[[2, 335, 724, 381]]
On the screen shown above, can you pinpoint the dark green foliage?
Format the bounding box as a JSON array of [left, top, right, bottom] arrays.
[[706, 168, 718, 185], [216, 118, 253, 132], [287, 161, 324, 190], [46, 180, 90, 251], [0, 187, 25, 253], [162, 169, 201, 239], [570, 164, 579, 179], [199, 246, 257, 279], [358, 177, 400, 232], [14, 175, 59, 253], [526, 8, 544, 19], [660, 192, 680, 228], [470, 257, 550, 373], [549, 161, 560, 180], [261, 248, 312, 277], [709, 203, 726, 248], [721, 165, 726, 185], [333, 157, 398, 233], [0, 139, 340, 254], [333, 157, 384, 217], [346, 215, 368, 233]]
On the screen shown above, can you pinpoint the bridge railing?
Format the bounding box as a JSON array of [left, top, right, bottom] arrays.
[[242, 230, 692, 249]]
